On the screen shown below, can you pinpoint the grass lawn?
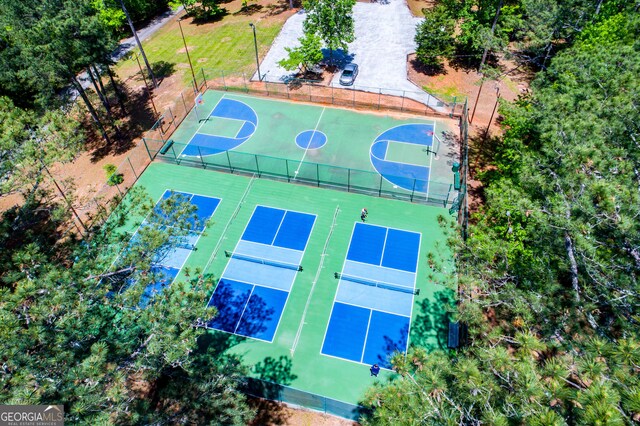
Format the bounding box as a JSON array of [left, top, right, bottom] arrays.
[[115, 0, 293, 85]]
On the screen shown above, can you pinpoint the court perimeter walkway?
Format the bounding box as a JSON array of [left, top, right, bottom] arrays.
[[256, 0, 448, 113]]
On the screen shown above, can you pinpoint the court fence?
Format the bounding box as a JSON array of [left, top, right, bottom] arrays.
[[198, 68, 465, 119], [241, 377, 367, 421], [458, 99, 470, 239], [142, 139, 458, 208]]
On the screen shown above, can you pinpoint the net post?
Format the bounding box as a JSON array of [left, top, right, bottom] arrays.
[[197, 146, 206, 168]]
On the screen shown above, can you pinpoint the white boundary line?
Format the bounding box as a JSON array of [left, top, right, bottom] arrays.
[[292, 107, 326, 179], [291, 205, 340, 355], [177, 94, 227, 157], [359, 310, 374, 363], [319, 222, 418, 367], [269, 210, 288, 246], [233, 285, 257, 334], [206, 204, 317, 343]]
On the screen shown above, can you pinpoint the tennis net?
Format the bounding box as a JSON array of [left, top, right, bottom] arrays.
[[334, 272, 419, 295], [225, 250, 303, 271]]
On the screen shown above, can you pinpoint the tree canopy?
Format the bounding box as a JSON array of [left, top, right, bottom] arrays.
[[303, 0, 356, 64], [0, 189, 254, 423], [364, 5, 640, 425]]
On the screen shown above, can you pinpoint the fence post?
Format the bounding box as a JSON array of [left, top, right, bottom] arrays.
[[181, 93, 188, 116], [285, 160, 290, 182], [348, 169, 351, 192], [226, 151, 233, 172], [286, 83, 290, 99], [308, 83, 312, 102], [242, 72, 248, 92], [197, 146, 206, 168], [222, 70, 227, 90], [201, 68, 208, 90], [451, 96, 457, 117], [127, 157, 138, 179], [331, 84, 334, 104], [378, 88, 382, 110], [401, 91, 405, 112], [170, 144, 179, 164], [410, 179, 416, 202], [378, 175, 383, 197], [168, 107, 175, 130], [255, 155, 261, 177], [352, 88, 355, 107], [316, 163, 320, 187], [142, 138, 153, 160], [265, 80, 270, 96]]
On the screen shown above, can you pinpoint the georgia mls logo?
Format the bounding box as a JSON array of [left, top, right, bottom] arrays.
[[0, 404, 64, 426]]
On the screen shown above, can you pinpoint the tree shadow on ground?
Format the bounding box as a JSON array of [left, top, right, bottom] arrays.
[[448, 48, 500, 73], [151, 61, 176, 80], [321, 49, 355, 69], [409, 289, 456, 350], [266, 0, 298, 16], [247, 397, 292, 425], [466, 128, 504, 209], [410, 57, 447, 77], [246, 355, 299, 425], [88, 79, 157, 162], [234, 4, 264, 16]]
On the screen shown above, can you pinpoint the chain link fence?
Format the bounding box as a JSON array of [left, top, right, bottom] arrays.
[[242, 377, 367, 421], [200, 68, 465, 119], [143, 139, 457, 207]]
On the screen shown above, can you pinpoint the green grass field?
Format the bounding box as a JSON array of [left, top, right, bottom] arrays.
[[125, 162, 455, 406], [115, 11, 284, 85]]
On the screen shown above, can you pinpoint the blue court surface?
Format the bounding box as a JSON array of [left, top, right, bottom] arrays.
[[126, 190, 220, 304], [321, 223, 421, 369], [181, 98, 258, 157], [370, 123, 435, 194], [207, 206, 316, 342]]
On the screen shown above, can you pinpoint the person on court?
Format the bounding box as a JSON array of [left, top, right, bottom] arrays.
[[370, 364, 380, 377], [361, 208, 368, 222]]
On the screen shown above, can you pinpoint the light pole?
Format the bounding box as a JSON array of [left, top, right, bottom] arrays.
[[178, 18, 198, 92], [249, 23, 262, 81]]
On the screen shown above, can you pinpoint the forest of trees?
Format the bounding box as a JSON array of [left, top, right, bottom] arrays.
[[0, 0, 638, 424]]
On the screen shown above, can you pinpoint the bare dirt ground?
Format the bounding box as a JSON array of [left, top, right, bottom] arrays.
[[248, 398, 359, 426], [407, 53, 532, 212]]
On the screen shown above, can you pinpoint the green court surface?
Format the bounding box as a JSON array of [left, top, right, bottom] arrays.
[[149, 90, 461, 205], [125, 162, 455, 407]]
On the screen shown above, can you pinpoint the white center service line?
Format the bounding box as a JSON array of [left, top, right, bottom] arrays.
[[293, 107, 326, 179]]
